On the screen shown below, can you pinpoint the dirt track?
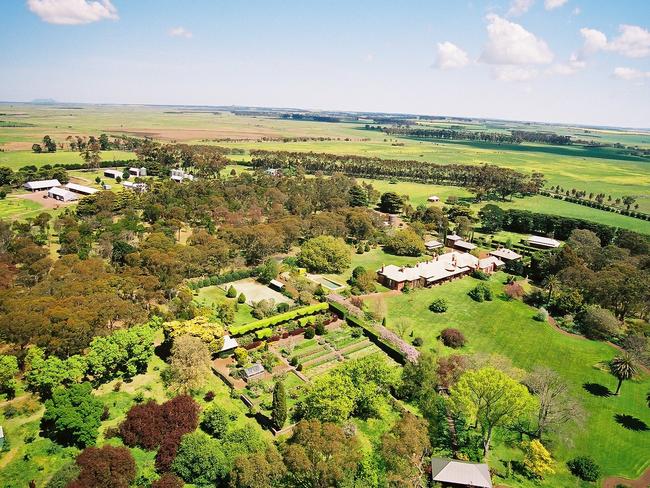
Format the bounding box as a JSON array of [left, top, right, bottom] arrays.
[[602, 466, 650, 488]]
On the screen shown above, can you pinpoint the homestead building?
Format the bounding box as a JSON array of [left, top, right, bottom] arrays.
[[377, 251, 504, 291], [446, 233, 477, 252], [489, 247, 522, 262]]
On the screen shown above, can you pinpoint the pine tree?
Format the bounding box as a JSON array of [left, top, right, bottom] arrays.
[[271, 381, 287, 430]]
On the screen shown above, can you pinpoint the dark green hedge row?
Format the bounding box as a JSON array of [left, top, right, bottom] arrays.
[[188, 268, 260, 290], [230, 303, 329, 336], [344, 313, 406, 364]]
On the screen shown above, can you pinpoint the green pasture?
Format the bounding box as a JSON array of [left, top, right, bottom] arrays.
[[366, 272, 650, 484], [219, 134, 650, 213], [0, 150, 136, 170], [1, 102, 648, 213], [0, 197, 46, 221], [358, 176, 650, 234]]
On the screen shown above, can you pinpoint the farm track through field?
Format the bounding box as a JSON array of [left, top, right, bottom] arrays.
[[602, 466, 650, 488]]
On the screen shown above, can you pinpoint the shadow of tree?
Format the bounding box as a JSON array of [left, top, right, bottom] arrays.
[[583, 382, 613, 397], [614, 414, 649, 432]]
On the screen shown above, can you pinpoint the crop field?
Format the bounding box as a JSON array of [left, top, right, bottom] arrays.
[[2, 103, 648, 214], [365, 272, 650, 485]]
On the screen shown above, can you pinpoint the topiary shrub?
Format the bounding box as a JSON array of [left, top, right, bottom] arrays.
[[289, 356, 299, 367], [429, 298, 448, 313], [315, 322, 326, 335], [276, 302, 290, 313], [440, 328, 466, 348], [304, 327, 315, 339], [237, 293, 246, 304], [567, 456, 600, 482], [226, 286, 237, 298]]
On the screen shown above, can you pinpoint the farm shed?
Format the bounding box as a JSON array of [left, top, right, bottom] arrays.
[[24, 179, 61, 191]]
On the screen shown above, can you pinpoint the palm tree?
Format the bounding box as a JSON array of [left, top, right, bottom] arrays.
[[610, 354, 637, 395], [544, 275, 560, 304]]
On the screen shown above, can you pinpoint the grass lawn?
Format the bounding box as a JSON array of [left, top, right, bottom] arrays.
[[194, 285, 255, 326], [0, 197, 46, 220], [366, 272, 650, 485], [0, 150, 136, 170], [326, 246, 424, 283], [356, 178, 474, 207]]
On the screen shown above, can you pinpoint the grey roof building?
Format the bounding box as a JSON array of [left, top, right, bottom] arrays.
[[431, 457, 492, 487], [243, 363, 265, 380]]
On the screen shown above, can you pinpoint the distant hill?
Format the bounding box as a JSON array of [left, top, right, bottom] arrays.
[[31, 98, 57, 105]]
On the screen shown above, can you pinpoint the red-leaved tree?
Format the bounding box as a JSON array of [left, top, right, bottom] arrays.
[[67, 445, 136, 488], [118, 395, 200, 471], [151, 472, 184, 488]]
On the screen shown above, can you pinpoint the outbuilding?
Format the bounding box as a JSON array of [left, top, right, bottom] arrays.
[[269, 279, 284, 291], [425, 239, 443, 251], [527, 235, 560, 249], [23, 179, 61, 191], [243, 363, 265, 381], [65, 182, 98, 195], [431, 457, 492, 488], [129, 167, 147, 177], [47, 187, 78, 202], [104, 169, 123, 179], [427, 195, 440, 202], [489, 248, 522, 261]]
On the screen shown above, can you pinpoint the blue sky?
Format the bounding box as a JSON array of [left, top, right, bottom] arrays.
[[1, 0, 649, 127]]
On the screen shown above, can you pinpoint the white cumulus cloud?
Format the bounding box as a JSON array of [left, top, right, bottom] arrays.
[[480, 14, 554, 65], [548, 54, 586, 75], [544, 0, 568, 10], [27, 0, 118, 25], [507, 0, 535, 17], [580, 24, 650, 58], [613, 67, 650, 81], [609, 25, 650, 58], [434, 41, 470, 69], [169, 26, 193, 39]]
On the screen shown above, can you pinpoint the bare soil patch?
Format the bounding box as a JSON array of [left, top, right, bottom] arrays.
[[0, 142, 33, 151], [105, 126, 281, 141], [15, 190, 75, 210]]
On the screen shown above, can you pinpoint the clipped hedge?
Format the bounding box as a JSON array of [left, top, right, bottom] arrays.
[[229, 303, 328, 336], [344, 315, 406, 364], [255, 328, 273, 339]]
